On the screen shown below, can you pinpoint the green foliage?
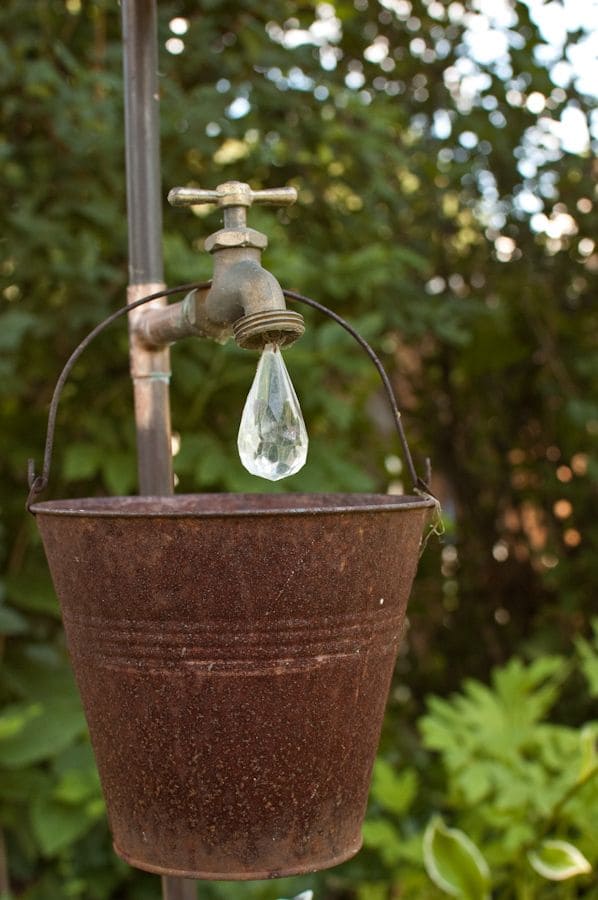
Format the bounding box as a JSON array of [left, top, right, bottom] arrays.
[[370, 758, 418, 817], [423, 817, 490, 900], [576, 620, 598, 699], [363, 640, 598, 898], [0, 0, 596, 897], [528, 840, 592, 883], [0, 700, 85, 768], [31, 790, 102, 858]]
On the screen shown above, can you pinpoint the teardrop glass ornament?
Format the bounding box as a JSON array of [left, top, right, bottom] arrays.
[[237, 344, 308, 481]]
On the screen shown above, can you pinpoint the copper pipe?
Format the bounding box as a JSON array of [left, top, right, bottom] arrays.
[[121, 3, 191, 897], [127, 283, 173, 494], [122, 0, 173, 498], [161, 877, 197, 899]]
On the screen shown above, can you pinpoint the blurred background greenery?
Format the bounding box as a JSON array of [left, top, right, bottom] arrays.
[[0, 0, 597, 897]]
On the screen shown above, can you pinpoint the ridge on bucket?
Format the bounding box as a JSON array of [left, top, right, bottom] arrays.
[[31, 491, 434, 879]]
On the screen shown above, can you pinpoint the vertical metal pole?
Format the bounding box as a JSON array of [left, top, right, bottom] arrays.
[[161, 879, 198, 900], [122, 0, 173, 496], [121, 3, 194, 898]]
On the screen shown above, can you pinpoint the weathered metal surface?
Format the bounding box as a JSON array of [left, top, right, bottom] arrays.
[[32, 493, 432, 880], [127, 283, 173, 496], [121, 0, 173, 501], [164, 181, 305, 351], [168, 182, 298, 211], [121, 0, 163, 285], [161, 876, 196, 900]]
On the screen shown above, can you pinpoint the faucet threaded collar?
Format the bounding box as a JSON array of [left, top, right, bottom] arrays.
[[233, 310, 305, 350]]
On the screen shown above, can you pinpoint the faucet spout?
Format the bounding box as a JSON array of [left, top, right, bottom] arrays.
[[205, 258, 286, 324], [203, 240, 304, 351]]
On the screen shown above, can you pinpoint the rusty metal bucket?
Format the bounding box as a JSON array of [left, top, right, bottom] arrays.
[[31, 491, 432, 879]]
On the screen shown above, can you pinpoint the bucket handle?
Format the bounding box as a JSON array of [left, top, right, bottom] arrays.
[[27, 282, 433, 509]]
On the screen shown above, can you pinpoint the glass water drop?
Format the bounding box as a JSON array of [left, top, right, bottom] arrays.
[[237, 344, 308, 481]]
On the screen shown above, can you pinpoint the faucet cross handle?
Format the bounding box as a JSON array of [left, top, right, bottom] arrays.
[[168, 181, 298, 252], [167, 181, 297, 211]]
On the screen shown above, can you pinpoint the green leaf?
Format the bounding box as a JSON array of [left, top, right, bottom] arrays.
[[0, 699, 86, 767], [362, 818, 403, 867], [0, 703, 41, 741], [423, 817, 490, 899], [0, 768, 50, 802], [576, 627, 598, 698], [393, 244, 430, 272], [30, 794, 99, 856], [456, 762, 492, 805], [356, 883, 388, 900], [3, 644, 80, 703], [101, 451, 136, 495], [0, 309, 37, 351], [370, 759, 418, 816], [0, 603, 28, 635], [53, 767, 101, 805], [62, 442, 102, 481], [52, 739, 96, 776], [579, 723, 598, 781], [528, 840, 592, 881], [5, 571, 60, 619]]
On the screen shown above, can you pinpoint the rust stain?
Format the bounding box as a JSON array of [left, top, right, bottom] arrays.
[[32, 492, 432, 880]]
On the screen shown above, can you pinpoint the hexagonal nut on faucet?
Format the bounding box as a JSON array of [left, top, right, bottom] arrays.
[[205, 228, 268, 254], [168, 181, 297, 254]]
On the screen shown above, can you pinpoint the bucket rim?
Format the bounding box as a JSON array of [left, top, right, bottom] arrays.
[[30, 492, 436, 519]]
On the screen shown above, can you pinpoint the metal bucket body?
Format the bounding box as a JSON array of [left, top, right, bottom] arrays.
[[32, 493, 432, 880]]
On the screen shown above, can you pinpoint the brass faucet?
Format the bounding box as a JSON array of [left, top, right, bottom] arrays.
[[135, 181, 305, 351]]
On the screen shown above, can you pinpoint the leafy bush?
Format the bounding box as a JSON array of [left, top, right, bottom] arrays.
[[362, 626, 598, 898], [0, 642, 148, 898]]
